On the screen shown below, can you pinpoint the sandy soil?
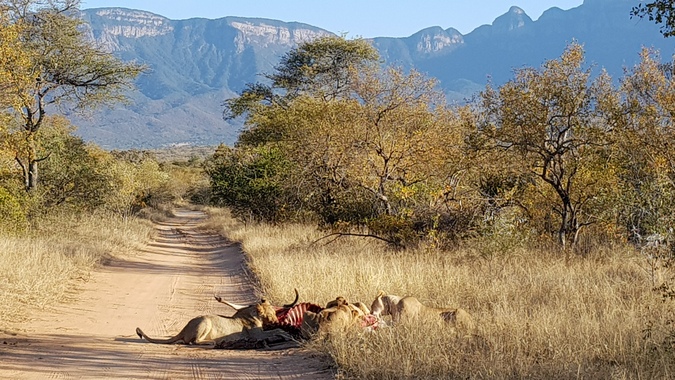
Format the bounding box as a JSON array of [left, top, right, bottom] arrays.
[[0, 209, 334, 379]]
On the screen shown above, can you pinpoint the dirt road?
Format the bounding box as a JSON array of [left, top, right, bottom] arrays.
[[0, 209, 334, 379]]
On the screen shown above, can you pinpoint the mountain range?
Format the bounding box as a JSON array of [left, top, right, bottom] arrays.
[[73, 0, 675, 149]]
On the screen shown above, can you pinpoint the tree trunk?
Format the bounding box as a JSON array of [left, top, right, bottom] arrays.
[[558, 202, 581, 249], [27, 158, 38, 191], [559, 209, 568, 248], [21, 132, 40, 192]]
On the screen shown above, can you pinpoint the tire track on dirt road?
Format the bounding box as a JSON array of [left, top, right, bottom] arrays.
[[0, 209, 334, 379]]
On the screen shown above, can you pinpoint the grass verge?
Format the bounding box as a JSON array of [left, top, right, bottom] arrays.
[[201, 206, 675, 379], [0, 211, 154, 326]]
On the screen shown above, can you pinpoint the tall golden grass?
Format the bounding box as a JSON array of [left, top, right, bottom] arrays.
[[0, 212, 154, 325], [202, 207, 675, 379]]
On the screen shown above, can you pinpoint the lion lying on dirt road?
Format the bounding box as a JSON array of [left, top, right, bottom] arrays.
[[135, 299, 290, 345], [370, 291, 475, 330]]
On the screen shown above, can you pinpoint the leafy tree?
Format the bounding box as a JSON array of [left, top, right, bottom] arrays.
[[33, 116, 115, 211], [218, 36, 478, 245], [269, 35, 380, 101], [290, 66, 462, 217], [631, 1, 675, 37], [223, 35, 379, 142], [479, 43, 619, 248], [233, 65, 471, 245], [106, 150, 170, 216], [0, 0, 145, 191], [0, 10, 28, 108], [616, 47, 675, 244], [215, 36, 380, 221]]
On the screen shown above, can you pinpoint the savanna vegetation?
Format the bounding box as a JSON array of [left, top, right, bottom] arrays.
[[0, 0, 206, 324], [1, 0, 675, 378], [202, 36, 675, 378]]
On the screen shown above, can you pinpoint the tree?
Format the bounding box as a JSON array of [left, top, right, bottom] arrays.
[[1, 0, 145, 191], [479, 43, 619, 248], [30, 116, 116, 211], [631, 1, 675, 37], [218, 36, 479, 245], [216, 36, 380, 220], [105, 151, 170, 216], [223, 35, 379, 135], [227, 64, 471, 244], [0, 10, 28, 108], [616, 47, 675, 243], [268, 35, 380, 101], [204, 144, 292, 222]]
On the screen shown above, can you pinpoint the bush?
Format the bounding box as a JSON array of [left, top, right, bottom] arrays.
[[205, 144, 292, 222], [0, 186, 27, 233]]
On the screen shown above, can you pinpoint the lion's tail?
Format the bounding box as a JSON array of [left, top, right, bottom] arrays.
[[136, 327, 183, 344]]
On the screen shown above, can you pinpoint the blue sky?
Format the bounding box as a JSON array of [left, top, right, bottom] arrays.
[[80, 1, 585, 37]]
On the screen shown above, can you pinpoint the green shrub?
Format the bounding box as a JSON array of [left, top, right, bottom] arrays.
[[205, 144, 292, 222], [0, 186, 27, 233]]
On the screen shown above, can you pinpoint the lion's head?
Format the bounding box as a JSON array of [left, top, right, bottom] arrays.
[[370, 290, 387, 317], [256, 299, 279, 325]]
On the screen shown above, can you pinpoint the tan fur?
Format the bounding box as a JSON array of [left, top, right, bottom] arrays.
[[370, 291, 475, 330], [325, 296, 348, 309], [135, 300, 288, 345], [325, 296, 370, 318], [301, 296, 370, 339], [253, 300, 279, 324], [351, 301, 371, 316]]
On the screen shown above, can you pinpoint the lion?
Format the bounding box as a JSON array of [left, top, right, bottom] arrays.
[[325, 296, 371, 317], [370, 290, 475, 330], [301, 296, 373, 339], [301, 304, 354, 338], [135, 299, 289, 345]]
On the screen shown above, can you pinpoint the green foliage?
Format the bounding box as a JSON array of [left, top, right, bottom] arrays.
[[219, 37, 481, 247], [216, 38, 675, 250], [0, 185, 26, 232], [205, 144, 292, 222], [268, 35, 379, 100], [105, 151, 170, 216], [632, 1, 675, 37], [35, 117, 116, 212], [1, 117, 177, 219], [0, 0, 145, 191], [223, 35, 379, 124]]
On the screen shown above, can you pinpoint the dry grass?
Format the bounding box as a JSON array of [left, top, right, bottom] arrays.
[[0, 211, 154, 325], [203, 207, 675, 379]]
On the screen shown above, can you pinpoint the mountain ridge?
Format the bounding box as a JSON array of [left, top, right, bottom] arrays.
[[72, 0, 675, 149]]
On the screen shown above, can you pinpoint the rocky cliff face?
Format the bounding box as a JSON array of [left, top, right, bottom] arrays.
[[229, 20, 327, 52], [83, 9, 329, 55], [83, 8, 173, 52], [411, 27, 464, 56]]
